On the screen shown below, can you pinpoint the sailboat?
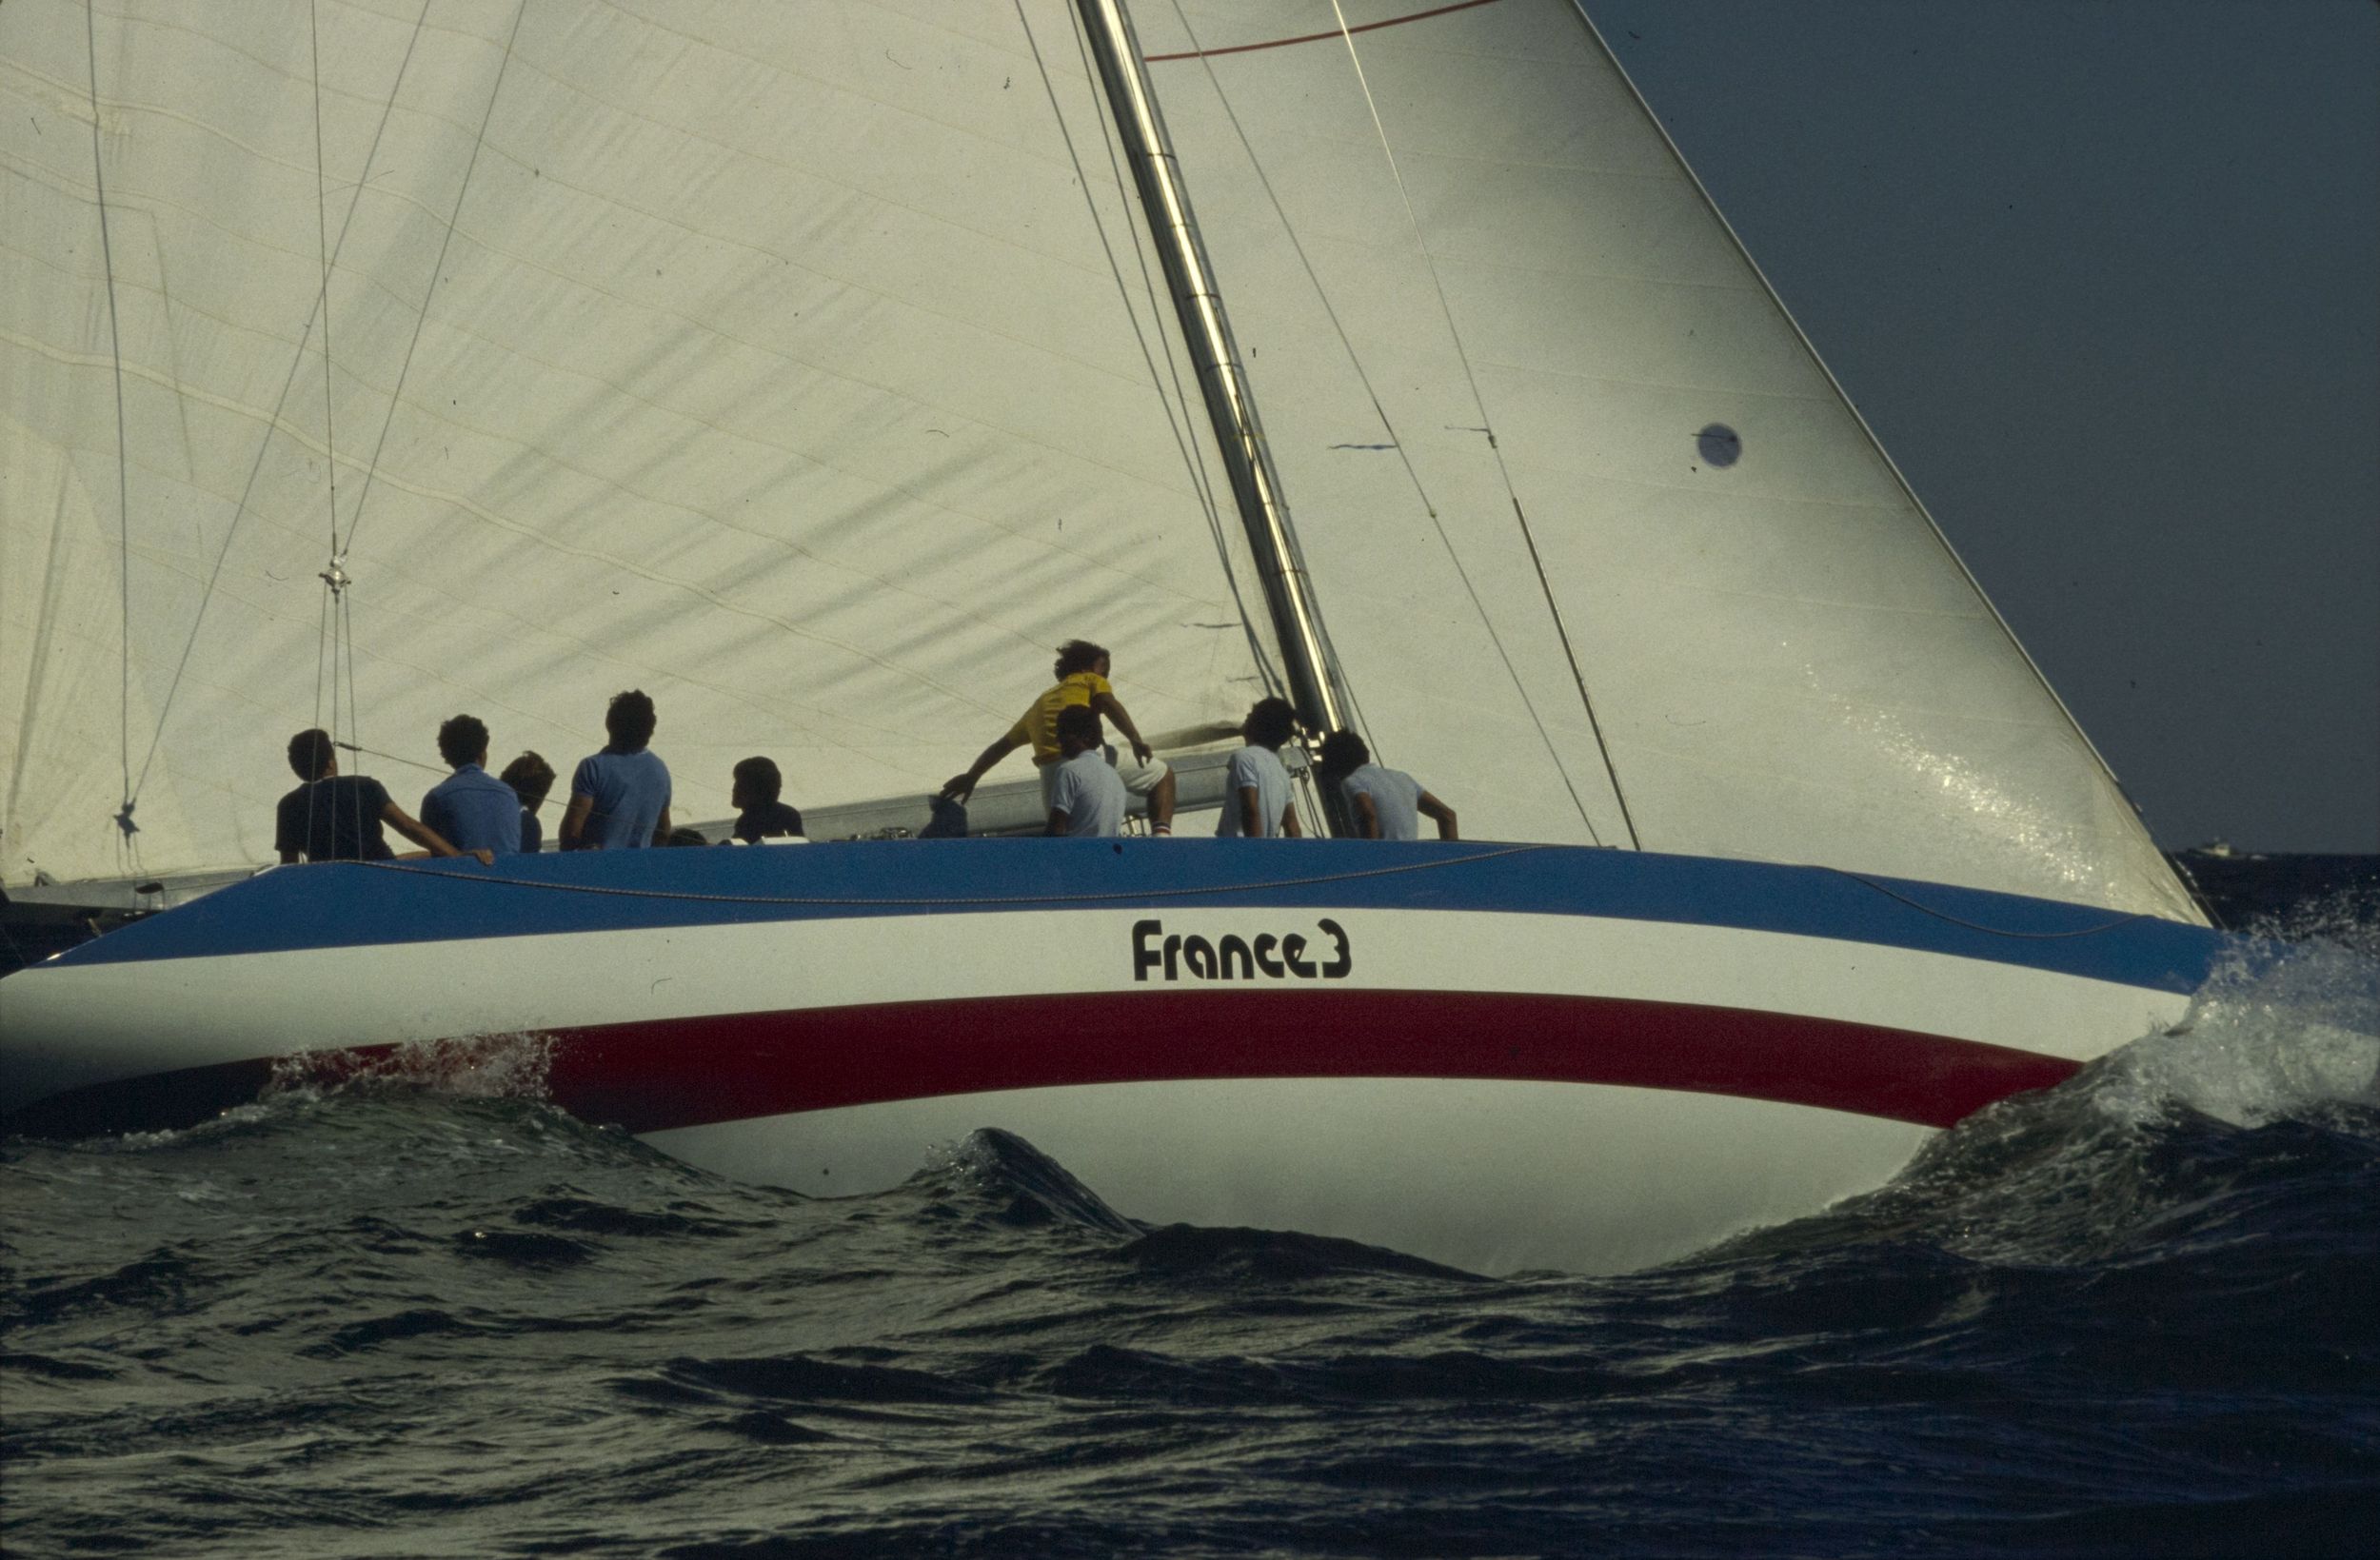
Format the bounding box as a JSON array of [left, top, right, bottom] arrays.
[[1, 0, 2221, 1273]]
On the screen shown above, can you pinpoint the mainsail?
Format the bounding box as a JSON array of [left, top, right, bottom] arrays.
[[5, 0, 2199, 923], [3, 0, 1287, 886], [1133, 0, 2198, 919]]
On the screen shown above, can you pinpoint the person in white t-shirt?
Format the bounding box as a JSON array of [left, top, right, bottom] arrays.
[[1317, 731, 1458, 840], [1216, 697, 1302, 839], [1045, 705, 1129, 837]]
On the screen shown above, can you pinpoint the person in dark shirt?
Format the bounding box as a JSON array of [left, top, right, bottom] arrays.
[[728, 756, 804, 843], [500, 751, 557, 855], [420, 715, 523, 856], [274, 728, 489, 865]]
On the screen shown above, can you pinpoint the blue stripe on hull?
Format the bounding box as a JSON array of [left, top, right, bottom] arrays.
[[53, 839, 2224, 993]]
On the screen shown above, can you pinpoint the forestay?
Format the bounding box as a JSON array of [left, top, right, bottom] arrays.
[[2, 0, 1283, 886], [1134, 0, 2198, 920]]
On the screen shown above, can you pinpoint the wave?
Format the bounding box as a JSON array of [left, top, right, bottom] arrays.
[[911, 1126, 1143, 1239], [1699, 918, 2380, 1277], [2098, 918, 2380, 1130]]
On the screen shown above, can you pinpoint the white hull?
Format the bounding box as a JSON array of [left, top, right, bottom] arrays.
[[0, 842, 2219, 1274], [650, 1078, 1934, 1274]]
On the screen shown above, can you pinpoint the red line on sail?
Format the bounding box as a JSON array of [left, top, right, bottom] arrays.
[[1141, 0, 1503, 64]]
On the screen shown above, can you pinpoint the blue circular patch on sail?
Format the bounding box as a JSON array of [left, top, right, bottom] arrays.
[[1696, 424, 1741, 467]]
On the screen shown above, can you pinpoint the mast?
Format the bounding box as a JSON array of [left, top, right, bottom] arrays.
[[1072, 0, 1349, 746]]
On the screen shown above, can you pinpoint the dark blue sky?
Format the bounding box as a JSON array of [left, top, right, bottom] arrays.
[[1587, 0, 2379, 853]]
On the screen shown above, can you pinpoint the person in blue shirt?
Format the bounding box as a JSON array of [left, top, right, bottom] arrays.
[[500, 751, 556, 855], [421, 715, 525, 856], [561, 690, 672, 850]]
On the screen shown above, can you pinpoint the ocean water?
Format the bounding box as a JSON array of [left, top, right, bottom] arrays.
[[5, 904, 2376, 1557]]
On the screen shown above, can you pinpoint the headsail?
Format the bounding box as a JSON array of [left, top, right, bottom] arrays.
[[2, 0, 1284, 885], [1133, 0, 2199, 918]]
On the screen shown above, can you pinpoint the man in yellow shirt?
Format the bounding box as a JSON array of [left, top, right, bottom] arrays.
[[942, 640, 1178, 833]]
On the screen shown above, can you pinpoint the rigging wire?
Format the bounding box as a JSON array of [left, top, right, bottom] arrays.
[[81, 5, 135, 847], [1161, 0, 1599, 842], [307, 584, 333, 855], [307, 0, 341, 862], [1013, 0, 1287, 703], [337, 0, 526, 562], [125, 0, 439, 809], [333, 741, 446, 777], [1323, 0, 1642, 850], [341, 588, 366, 848], [309, 0, 340, 565]]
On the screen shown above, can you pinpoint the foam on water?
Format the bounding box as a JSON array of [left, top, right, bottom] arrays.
[[2095, 916, 2380, 1130], [264, 1030, 558, 1103]]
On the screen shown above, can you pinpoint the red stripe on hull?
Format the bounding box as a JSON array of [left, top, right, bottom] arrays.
[[3, 991, 2079, 1139], [544, 990, 2074, 1134]]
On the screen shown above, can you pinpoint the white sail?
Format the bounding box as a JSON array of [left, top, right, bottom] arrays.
[[5, 0, 2200, 923], [1134, 0, 2198, 919], [2, 0, 1285, 885]]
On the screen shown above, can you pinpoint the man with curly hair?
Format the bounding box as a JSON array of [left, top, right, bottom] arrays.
[[942, 640, 1177, 834]]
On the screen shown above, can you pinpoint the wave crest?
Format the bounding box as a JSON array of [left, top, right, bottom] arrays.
[[2096, 928, 2380, 1130]]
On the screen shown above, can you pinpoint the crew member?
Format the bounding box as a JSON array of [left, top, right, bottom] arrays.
[[1045, 705, 1128, 838], [1317, 731, 1458, 840], [421, 715, 525, 856], [1217, 697, 1301, 839], [274, 728, 490, 865], [500, 752, 557, 855], [729, 757, 805, 842], [941, 640, 1177, 834], [561, 690, 672, 849]]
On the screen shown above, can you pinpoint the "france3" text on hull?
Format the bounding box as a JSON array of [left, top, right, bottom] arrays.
[[1131, 918, 1352, 983]]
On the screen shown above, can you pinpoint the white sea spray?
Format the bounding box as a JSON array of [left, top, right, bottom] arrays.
[[2095, 914, 2380, 1129], [263, 1031, 557, 1103]]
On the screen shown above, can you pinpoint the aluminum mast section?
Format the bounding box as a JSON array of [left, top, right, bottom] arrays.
[[1073, 0, 1350, 747]]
